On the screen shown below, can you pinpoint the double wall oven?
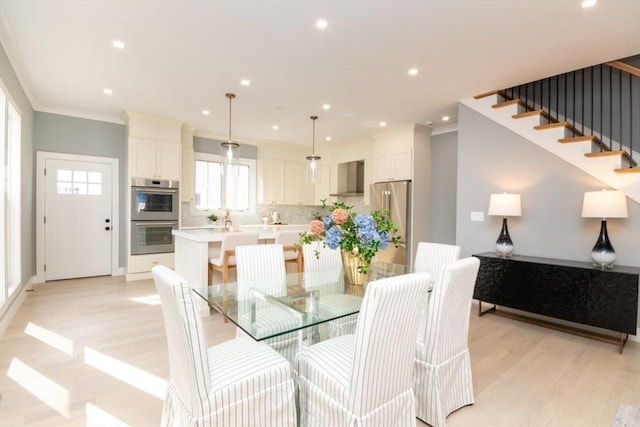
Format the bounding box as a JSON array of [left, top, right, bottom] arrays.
[[131, 178, 179, 255]]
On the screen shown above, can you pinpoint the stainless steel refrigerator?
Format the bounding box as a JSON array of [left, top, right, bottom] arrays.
[[370, 180, 411, 265]]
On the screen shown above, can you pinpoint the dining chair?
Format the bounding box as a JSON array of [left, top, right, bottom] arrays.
[[302, 241, 359, 339], [235, 244, 300, 365], [414, 257, 480, 427], [296, 272, 432, 427], [275, 230, 303, 272], [414, 241, 461, 283], [151, 265, 297, 427], [301, 240, 342, 272], [208, 232, 259, 285]]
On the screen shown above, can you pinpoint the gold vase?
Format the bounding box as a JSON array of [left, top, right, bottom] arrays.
[[341, 251, 369, 286]]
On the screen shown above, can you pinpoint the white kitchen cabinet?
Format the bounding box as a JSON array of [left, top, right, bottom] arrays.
[[130, 138, 181, 180], [315, 163, 333, 205], [127, 253, 175, 280], [284, 161, 316, 205], [373, 148, 412, 182], [258, 158, 285, 204]]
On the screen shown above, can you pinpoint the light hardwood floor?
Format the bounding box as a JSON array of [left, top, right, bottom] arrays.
[[0, 275, 638, 426]]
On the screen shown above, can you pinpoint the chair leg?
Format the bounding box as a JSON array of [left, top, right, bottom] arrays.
[[208, 263, 213, 286]]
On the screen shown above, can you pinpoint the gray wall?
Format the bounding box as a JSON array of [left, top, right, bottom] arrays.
[[430, 131, 457, 244], [0, 40, 34, 287], [33, 112, 127, 267], [456, 103, 640, 268]]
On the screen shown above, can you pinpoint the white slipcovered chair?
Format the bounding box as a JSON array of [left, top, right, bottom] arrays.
[[297, 272, 432, 427], [275, 230, 303, 272], [235, 244, 301, 365], [414, 242, 461, 283], [414, 257, 480, 427], [208, 232, 259, 285], [151, 265, 297, 427], [302, 241, 359, 339], [302, 240, 342, 272]]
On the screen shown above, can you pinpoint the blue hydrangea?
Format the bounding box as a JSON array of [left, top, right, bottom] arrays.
[[379, 231, 390, 249], [322, 216, 333, 230], [325, 226, 343, 249], [354, 214, 380, 248]]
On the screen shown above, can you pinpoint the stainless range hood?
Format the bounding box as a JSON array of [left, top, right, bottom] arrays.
[[330, 160, 365, 196]]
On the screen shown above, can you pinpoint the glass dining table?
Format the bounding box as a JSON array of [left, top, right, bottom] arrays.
[[192, 262, 415, 343]]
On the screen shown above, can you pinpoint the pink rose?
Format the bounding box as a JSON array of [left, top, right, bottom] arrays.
[[309, 219, 324, 236], [332, 208, 349, 225]]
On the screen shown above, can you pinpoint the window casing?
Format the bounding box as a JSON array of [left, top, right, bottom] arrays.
[[193, 152, 256, 214]]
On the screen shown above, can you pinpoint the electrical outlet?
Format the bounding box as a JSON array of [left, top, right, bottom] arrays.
[[470, 211, 484, 221]]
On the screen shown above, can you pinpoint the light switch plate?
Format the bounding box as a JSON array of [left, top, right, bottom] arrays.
[[470, 211, 484, 221]]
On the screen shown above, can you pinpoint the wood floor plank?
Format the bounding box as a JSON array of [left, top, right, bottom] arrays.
[[0, 275, 638, 426]]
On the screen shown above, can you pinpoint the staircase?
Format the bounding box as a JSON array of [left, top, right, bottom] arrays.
[[461, 60, 640, 204]]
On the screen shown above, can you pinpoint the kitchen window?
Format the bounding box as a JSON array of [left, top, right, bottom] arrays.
[[193, 152, 256, 212], [0, 81, 21, 310]]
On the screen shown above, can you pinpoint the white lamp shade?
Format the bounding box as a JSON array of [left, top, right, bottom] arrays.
[[581, 190, 628, 218], [488, 193, 522, 217]]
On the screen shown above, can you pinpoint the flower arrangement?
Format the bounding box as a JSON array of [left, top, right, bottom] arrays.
[[300, 201, 400, 273]]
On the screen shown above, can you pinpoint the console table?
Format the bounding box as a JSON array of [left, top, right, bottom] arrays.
[[472, 252, 640, 353]]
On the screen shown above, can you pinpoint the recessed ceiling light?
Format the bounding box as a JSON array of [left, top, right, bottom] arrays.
[[408, 68, 418, 76], [379, 121, 387, 127], [112, 40, 125, 49], [581, 0, 597, 8], [202, 110, 210, 116], [322, 104, 331, 110], [103, 88, 113, 95], [272, 125, 279, 130], [325, 136, 332, 141], [442, 116, 450, 121], [240, 79, 251, 86], [316, 19, 328, 30]]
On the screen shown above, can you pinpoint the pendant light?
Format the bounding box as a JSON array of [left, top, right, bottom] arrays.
[[220, 92, 239, 172], [306, 115, 321, 183]]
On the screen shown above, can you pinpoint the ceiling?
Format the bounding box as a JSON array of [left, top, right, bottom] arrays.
[[1, 0, 639, 147]]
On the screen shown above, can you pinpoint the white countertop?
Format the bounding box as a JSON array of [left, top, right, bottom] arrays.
[[173, 224, 308, 243]]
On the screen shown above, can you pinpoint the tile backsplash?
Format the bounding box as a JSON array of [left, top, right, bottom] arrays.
[[180, 196, 369, 228]]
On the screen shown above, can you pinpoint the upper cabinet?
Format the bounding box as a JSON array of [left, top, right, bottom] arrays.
[[130, 139, 181, 180], [284, 161, 316, 205], [257, 158, 285, 204], [373, 142, 412, 182], [126, 113, 183, 181]]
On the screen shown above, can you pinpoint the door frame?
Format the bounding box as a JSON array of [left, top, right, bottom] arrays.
[[36, 151, 121, 283]]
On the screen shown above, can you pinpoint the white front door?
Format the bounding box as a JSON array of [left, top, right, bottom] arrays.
[[44, 158, 113, 280]]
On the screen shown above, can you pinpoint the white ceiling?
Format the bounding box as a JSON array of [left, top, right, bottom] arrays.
[[1, 0, 639, 147]]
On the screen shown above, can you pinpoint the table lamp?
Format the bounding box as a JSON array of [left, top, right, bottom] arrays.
[[581, 189, 628, 268], [488, 193, 522, 257]]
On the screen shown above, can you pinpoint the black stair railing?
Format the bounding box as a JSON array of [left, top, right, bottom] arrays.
[[499, 59, 640, 168]]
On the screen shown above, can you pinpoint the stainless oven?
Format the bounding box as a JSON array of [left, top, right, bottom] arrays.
[[131, 221, 178, 255], [131, 177, 179, 221]]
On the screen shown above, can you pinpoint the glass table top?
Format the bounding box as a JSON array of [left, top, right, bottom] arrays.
[[192, 262, 415, 341]]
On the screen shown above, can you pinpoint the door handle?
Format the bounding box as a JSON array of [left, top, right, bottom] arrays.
[[105, 226, 111, 231], [105, 219, 111, 223]]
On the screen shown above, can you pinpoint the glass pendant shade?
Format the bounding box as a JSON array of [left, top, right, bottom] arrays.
[[306, 115, 321, 184], [220, 92, 239, 174]]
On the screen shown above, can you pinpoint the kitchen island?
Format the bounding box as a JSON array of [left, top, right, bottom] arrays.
[[172, 225, 307, 315]]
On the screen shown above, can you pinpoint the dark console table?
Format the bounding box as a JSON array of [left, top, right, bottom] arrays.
[[473, 252, 640, 353]]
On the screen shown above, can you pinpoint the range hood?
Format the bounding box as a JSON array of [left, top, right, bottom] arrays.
[[330, 160, 365, 196]]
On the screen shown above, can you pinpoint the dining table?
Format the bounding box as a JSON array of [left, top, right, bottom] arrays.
[[192, 261, 418, 344]]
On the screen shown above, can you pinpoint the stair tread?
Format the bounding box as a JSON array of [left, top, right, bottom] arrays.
[[558, 136, 595, 143], [584, 150, 625, 158], [474, 90, 501, 99], [513, 110, 543, 119], [534, 122, 568, 130], [492, 99, 523, 109], [614, 167, 640, 174]]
